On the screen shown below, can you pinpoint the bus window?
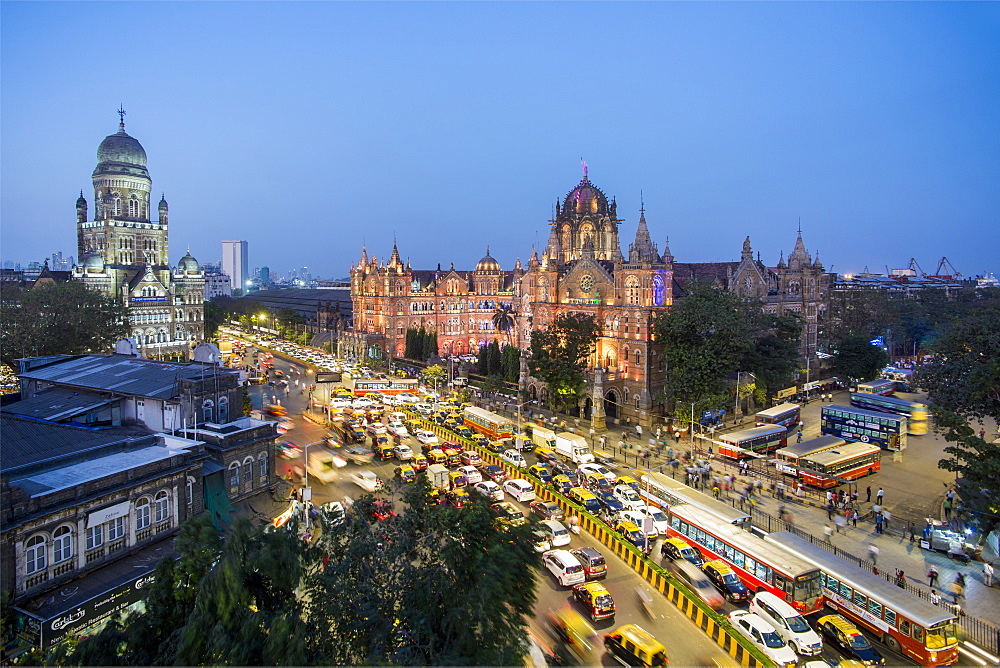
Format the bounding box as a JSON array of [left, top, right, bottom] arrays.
[[912, 626, 924, 643], [884, 609, 896, 627], [899, 619, 910, 636], [724, 544, 735, 560], [734, 552, 745, 568], [839, 583, 852, 599], [853, 591, 867, 609], [826, 575, 839, 591], [867, 598, 882, 618]]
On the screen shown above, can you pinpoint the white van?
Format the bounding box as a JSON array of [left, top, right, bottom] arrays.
[[542, 549, 586, 587], [749, 591, 823, 656]]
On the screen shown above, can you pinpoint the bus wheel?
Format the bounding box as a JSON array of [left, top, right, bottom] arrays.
[[883, 634, 901, 653], [755, 587, 765, 594]]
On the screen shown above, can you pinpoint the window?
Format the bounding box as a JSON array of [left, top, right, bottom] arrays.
[[912, 626, 924, 643], [186, 477, 195, 505], [25, 535, 46, 574], [867, 598, 883, 618], [899, 619, 910, 636], [135, 497, 151, 530], [154, 491, 170, 523], [86, 525, 104, 550], [218, 397, 229, 423], [242, 458, 253, 485], [229, 462, 240, 487], [258, 454, 268, 479], [107, 516, 126, 542], [884, 609, 896, 627], [53, 526, 73, 564], [202, 399, 214, 423], [853, 591, 867, 609], [625, 276, 641, 305]]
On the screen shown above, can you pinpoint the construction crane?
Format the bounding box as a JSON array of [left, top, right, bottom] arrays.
[[930, 257, 962, 280]]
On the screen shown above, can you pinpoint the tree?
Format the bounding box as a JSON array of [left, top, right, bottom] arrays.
[[0, 281, 130, 364], [652, 282, 753, 411], [528, 313, 600, 413], [302, 483, 539, 665], [492, 305, 516, 346], [202, 299, 227, 338], [830, 335, 889, 382], [421, 328, 437, 360], [918, 304, 1000, 521], [743, 311, 802, 402], [500, 344, 521, 384], [482, 373, 506, 399], [421, 364, 446, 392]]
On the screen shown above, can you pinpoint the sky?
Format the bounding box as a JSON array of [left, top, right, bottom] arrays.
[[2, 2, 998, 280]]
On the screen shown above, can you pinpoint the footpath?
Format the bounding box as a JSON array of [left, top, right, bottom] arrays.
[[488, 395, 1000, 656]]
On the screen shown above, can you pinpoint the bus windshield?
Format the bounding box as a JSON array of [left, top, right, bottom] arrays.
[[793, 572, 822, 602], [926, 622, 958, 649]]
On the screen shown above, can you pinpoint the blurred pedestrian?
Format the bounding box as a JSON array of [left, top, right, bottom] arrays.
[[984, 562, 994, 587], [835, 514, 846, 533], [927, 566, 939, 588], [868, 544, 879, 565], [823, 525, 834, 542]]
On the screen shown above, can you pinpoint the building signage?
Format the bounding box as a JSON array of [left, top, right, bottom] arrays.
[[130, 296, 167, 303], [315, 372, 341, 383], [86, 501, 131, 529], [777, 386, 797, 399], [803, 381, 820, 391], [37, 572, 157, 648]]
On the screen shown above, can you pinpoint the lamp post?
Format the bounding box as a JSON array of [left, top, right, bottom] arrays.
[[299, 439, 329, 517]]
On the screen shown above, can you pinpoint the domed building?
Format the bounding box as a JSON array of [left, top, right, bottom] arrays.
[[71, 110, 204, 359]]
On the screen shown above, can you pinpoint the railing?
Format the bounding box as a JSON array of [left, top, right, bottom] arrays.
[[136, 527, 152, 541], [86, 547, 106, 564], [52, 560, 74, 577], [23, 571, 48, 590], [108, 538, 126, 554], [155, 520, 172, 534]]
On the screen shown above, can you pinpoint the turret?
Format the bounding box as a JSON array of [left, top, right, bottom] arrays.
[[76, 191, 87, 223], [158, 194, 169, 225]]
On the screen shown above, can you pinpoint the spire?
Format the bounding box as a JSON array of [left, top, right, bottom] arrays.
[[629, 206, 657, 263], [777, 251, 786, 268], [515, 256, 523, 271], [661, 237, 673, 264], [360, 245, 368, 266], [117, 105, 126, 133], [789, 229, 809, 270], [389, 240, 402, 268], [742, 236, 753, 261]]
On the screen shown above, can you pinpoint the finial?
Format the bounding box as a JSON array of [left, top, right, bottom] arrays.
[[80, 189, 84, 198], [486, 245, 490, 256], [580, 157, 588, 180], [640, 190, 644, 213], [117, 105, 126, 130], [186, 245, 191, 254], [797, 216, 801, 233]]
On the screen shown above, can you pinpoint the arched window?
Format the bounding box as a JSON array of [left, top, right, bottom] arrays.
[[113, 196, 122, 215], [128, 196, 139, 217], [258, 453, 268, 479], [218, 397, 229, 423], [635, 350, 641, 365], [25, 535, 46, 574], [242, 457, 253, 485], [635, 395, 641, 409], [135, 497, 151, 530], [53, 526, 73, 563], [154, 491, 170, 523], [186, 477, 195, 506], [229, 462, 240, 487], [202, 399, 214, 423], [625, 276, 641, 305]]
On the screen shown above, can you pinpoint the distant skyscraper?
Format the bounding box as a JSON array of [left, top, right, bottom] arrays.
[[222, 240, 248, 295], [260, 266, 270, 284]]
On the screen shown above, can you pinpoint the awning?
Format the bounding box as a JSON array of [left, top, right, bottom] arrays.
[[201, 460, 225, 475]]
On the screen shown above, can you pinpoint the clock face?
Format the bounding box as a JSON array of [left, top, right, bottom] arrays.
[[580, 275, 594, 293]]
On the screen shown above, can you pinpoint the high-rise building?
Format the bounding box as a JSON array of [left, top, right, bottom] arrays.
[[221, 240, 248, 295], [260, 266, 270, 284], [71, 110, 204, 359]]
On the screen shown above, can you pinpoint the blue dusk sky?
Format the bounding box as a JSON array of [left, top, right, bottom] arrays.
[[2, 2, 998, 279]]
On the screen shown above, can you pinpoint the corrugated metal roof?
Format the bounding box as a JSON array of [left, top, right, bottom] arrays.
[[0, 388, 112, 422], [16, 354, 239, 400], [0, 414, 151, 473]]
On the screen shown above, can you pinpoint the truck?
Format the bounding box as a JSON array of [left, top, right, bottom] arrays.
[[428, 463, 450, 491], [307, 447, 345, 484], [343, 446, 374, 465], [554, 432, 595, 464], [531, 425, 558, 451]]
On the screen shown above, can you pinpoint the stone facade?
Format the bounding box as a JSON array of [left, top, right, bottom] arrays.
[[71, 113, 204, 360]]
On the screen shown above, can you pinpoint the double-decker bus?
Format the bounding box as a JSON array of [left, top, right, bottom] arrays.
[[766, 532, 959, 665], [638, 472, 750, 529], [774, 436, 848, 476], [462, 406, 513, 441], [716, 424, 788, 459], [664, 504, 823, 614], [850, 393, 929, 435], [797, 442, 881, 488], [754, 403, 801, 434], [343, 377, 419, 396], [856, 379, 896, 396], [821, 405, 908, 452]]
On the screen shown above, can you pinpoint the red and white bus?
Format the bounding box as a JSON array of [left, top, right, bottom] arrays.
[[663, 504, 824, 614], [856, 379, 896, 396], [716, 424, 788, 459], [797, 442, 881, 488], [462, 406, 513, 441], [343, 377, 419, 396], [766, 532, 959, 665], [638, 472, 750, 529], [754, 403, 801, 433], [774, 436, 848, 477]]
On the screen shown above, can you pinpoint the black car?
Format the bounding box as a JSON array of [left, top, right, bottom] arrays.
[[529, 501, 565, 521], [701, 560, 750, 602], [596, 491, 625, 514], [817, 615, 885, 665]]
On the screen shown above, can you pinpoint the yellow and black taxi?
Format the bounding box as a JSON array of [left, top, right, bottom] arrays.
[[485, 441, 506, 454], [528, 463, 554, 483], [614, 520, 647, 550], [491, 501, 526, 527], [393, 465, 416, 483], [568, 487, 602, 514], [444, 451, 463, 468], [615, 475, 640, 492], [446, 487, 470, 508], [573, 581, 616, 622], [701, 560, 749, 602], [659, 537, 704, 568], [425, 448, 447, 465], [584, 472, 613, 493], [604, 624, 668, 667], [816, 615, 885, 665], [411, 454, 429, 472], [373, 439, 394, 460], [448, 470, 468, 489], [551, 473, 573, 495], [534, 447, 558, 464]]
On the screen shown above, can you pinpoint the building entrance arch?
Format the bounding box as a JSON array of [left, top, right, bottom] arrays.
[[604, 389, 620, 420]]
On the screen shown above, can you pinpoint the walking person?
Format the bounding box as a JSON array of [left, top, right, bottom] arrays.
[[823, 524, 834, 543], [851, 509, 859, 527], [868, 544, 879, 565], [984, 562, 995, 587], [876, 487, 884, 505], [927, 566, 939, 589], [875, 513, 884, 534], [866, 485, 872, 503], [835, 514, 846, 533], [883, 509, 892, 530]]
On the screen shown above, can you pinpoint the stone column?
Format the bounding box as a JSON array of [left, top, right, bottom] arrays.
[[518, 352, 529, 402], [591, 367, 607, 432]]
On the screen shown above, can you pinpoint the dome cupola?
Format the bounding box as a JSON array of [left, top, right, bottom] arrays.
[[81, 251, 105, 274], [92, 109, 149, 180], [476, 247, 501, 272], [562, 166, 610, 216], [178, 249, 200, 275]]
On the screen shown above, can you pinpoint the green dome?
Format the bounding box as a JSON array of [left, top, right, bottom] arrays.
[[93, 123, 149, 180]]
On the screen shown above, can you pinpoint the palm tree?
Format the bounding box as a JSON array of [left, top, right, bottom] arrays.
[[492, 304, 516, 347]]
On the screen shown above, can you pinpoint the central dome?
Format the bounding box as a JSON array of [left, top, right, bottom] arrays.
[[563, 176, 609, 216], [476, 248, 501, 272], [93, 123, 149, 180], [178, 252, 200, 275]]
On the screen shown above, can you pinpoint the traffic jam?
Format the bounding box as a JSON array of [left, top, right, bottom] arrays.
[[223, 332, 966, 667]]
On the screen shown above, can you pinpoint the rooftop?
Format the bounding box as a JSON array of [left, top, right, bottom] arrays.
[[0, 387, 113, 422]]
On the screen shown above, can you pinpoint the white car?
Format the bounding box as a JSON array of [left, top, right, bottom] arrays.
[[542, 549, 586, 587], [728, 611, 799, 667], [350, 470, 383, 493], [352, 398, 375, 409], [415, 430, 439, 445], [393, 444, 413, 460], [638, 505, 670, 535], [415, 403, 434, 415], [473, 481, 504, 502], [501, 449, 527, 468], [750, 592, 823, 656], [458, 465, 483, 485], [539, 519, 571, 547], [613, 484, 645, 510], [387, 421, 409, 437], [578, 463, 617, 484], [503, 478, 536, 502]]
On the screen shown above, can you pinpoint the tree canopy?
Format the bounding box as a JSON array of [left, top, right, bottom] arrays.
[[528, 312, 600, 413], [0, 281, 129, 364], [830, 335, 889, 382]]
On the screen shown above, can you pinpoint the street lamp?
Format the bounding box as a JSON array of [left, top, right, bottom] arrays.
[[687, 398, 714, 446], [299, 438, 330, 515]]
